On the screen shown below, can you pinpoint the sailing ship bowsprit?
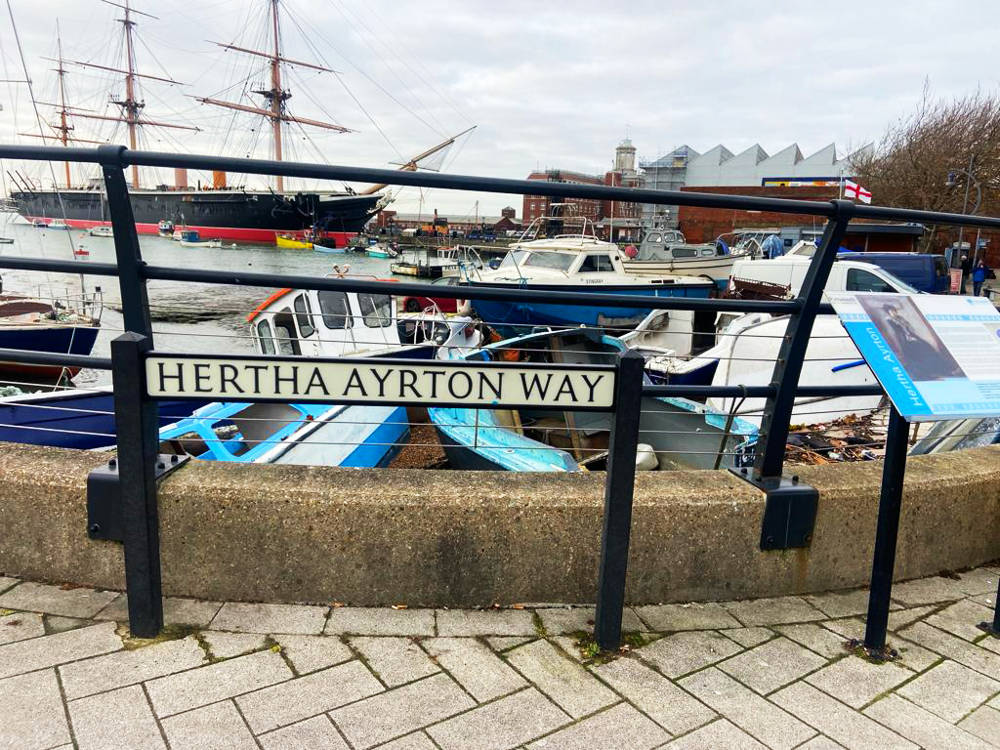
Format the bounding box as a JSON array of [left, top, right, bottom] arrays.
[[11, 0, 466, 245]]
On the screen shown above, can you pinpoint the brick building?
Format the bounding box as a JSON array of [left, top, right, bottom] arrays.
[[677, 185, 925, 252], [522, 139, 644, 240]]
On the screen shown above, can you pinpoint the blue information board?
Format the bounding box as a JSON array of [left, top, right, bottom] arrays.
[[828, 293, 1000, 422]]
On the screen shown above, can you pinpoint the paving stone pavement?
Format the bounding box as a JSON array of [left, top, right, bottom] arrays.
[[0, 567, 997, 749]]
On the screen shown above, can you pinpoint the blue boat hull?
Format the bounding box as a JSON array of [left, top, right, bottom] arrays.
[[0, 325, 99, 376], [0, 390, 209, 449], [468, 282, 713, 329]]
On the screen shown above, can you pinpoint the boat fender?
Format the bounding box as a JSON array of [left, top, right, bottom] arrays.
[[635, 443, 658, 471]]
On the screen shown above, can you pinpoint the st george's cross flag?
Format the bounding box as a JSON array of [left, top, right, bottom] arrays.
[[844, 179, 872, 204]]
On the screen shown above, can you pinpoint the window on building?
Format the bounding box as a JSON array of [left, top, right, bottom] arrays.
[[318, 291, 352, 328], [293, 294, 315, 338]]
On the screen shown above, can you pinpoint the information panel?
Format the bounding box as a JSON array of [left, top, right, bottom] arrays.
[[145, 354, 616, 409], [828, 293, 1000, 421]]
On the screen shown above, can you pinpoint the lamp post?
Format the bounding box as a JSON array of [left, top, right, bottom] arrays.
[[945, 155, 982, 268]]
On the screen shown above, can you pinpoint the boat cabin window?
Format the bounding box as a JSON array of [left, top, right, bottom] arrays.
[[578, 254, 615, 272], [318, 291, 352, 329], [670, 247, 698, 259], [272, 308, 301, 355], [256, 319, 276, 355], [645, 232, 662, 243], [846, 268, 897, 293], [293, 294, 315, 338], [358, 293, 393, 328]]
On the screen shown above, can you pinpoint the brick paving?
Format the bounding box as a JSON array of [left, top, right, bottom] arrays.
[[0, 568, 997, 749]]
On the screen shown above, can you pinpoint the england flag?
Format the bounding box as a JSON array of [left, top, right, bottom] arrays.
[[844, 179, 872, 204]]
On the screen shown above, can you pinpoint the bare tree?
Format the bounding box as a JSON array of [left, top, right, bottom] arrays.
[[852, 86, 1000, 252]]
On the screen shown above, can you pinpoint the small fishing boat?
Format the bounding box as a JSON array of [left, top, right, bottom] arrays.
[[428, 328, 757, 472], [0, 291, 102, 379], [158, 401, 409, 467], [33, 220, 49, 228], [463, 235, 714, 331], [47, 222, 70, 231], [313, 243, 346, 254], [87, 226, 114, 238], [622, 230, 742, 287], [157, 220, 175, 237], [156, 278, 483, 469], [276, 234, 313, 250], [367, 242, 399, 259], [178, 230, 223, 248], [73, 247, 90, 257]]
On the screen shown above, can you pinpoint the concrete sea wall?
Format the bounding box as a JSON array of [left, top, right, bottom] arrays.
[[0, 441, 997, 606]]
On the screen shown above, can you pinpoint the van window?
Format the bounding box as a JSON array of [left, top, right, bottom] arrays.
[[358, 293, 393, 327], [318, 291, 352, 329], [934, 257, 949, 277], [256, 319, 276, 355], [846, 268, 896, 293], [293, 294, 315, 338], [579, 254, 614, 272]]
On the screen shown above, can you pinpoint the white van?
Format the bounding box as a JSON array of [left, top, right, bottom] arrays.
[[729, 247, 918, 299]]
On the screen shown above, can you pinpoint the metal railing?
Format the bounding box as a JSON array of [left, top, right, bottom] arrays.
[[1, 143, 998, 653]]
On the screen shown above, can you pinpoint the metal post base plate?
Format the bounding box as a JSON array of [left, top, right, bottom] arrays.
[[730, 469, 818, 550], [848, 638, 899, 663], [977, 622, 1000, 637], [87, 454, 189, 542]]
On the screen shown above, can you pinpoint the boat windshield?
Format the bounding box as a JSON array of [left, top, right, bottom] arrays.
[[358, 293, 393, 327], [499, 250, 574, 273]]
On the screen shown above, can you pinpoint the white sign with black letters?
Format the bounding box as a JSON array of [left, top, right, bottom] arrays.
[[145, 355, 616, 409]]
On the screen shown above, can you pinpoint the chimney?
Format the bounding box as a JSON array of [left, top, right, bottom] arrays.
[[174, 168, 188, 189], [212, 170, 227, 189]]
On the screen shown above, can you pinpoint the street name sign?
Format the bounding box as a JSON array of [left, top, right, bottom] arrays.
[[145, 354, 617, 410], [828, 293, 1000, 421]]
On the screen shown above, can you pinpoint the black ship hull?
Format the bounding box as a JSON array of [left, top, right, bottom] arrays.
[[12, 189, 381, 244]]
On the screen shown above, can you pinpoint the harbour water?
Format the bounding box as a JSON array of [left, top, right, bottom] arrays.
[[0, 216, 409, 387]]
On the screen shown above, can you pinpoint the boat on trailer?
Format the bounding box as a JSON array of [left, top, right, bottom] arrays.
[[428, 328, 757, 472]]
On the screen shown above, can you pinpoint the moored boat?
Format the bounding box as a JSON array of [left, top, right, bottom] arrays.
[[622, 230, 743, 287], [0, 291, 102, 379], [276, 234, 313, 250], [367, 243, 399, 259], [87, 226, 114, 238], [428, 327, 757, 472], [463, 235, 714, 330]]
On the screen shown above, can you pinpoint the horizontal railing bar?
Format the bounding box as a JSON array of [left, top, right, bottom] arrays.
[[0, 256, 120, 277], [0, 347, 112, 370], [140, 264, 804, 312], [642, 384, 884, 398], [4, 144, 1000, 229]]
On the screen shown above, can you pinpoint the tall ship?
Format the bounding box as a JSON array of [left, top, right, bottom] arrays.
[[11, 0, 466, 245]]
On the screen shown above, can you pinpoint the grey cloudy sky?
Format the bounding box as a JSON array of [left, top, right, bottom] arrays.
[[1, 0, 996, 216]]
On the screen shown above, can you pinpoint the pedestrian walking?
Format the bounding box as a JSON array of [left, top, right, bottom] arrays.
[[972, 259, 988, 296], [960, 254, 971, 294]]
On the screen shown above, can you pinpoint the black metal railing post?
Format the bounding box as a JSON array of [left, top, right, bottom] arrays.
[[862, 405, 909, 657], [594, 350, 644, 650], [111, 333, 163, 637], [99, 144, 163, 637], [753, 200, 855, 481], [978, 576, 1000, 637]]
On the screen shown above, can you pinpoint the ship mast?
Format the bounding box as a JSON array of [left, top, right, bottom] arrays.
[[195, 0, 352, 192], [55, 29, 71, 187], [358, 125, 477, 196], [58, 0, 199, 188]]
